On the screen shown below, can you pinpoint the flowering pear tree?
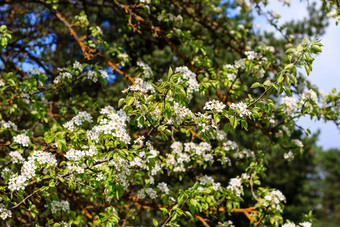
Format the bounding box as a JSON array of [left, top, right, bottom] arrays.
[[0, 0, 340, 226]]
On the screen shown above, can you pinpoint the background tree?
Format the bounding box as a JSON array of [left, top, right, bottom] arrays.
[[315, 149, 340, 226]]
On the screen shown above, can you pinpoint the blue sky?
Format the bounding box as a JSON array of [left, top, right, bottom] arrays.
[[254, 0, 340, 150]]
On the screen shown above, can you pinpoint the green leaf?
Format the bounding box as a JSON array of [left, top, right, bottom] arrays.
[[126, 96, 134, 106], [311, 44, 322, 54], [285, 48, 294, 54], [224, 123, 230, 133], [277, 73, 284, 84], [168, 67, 173, 77], [285, 63, 294, 71], [251, 82, 263, 88], [153, 218, 158, 226], [160, 207, 168, 214], [263, 80, 271, 87], [229, 116, 238, 129], [304, 64, 311, 75], [118, 98, 125, 107]]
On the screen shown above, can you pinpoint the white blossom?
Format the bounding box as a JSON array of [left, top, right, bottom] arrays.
[[227, 177, 243, 197], [136, 189, 146, 199], [284, 151, 294, 161], [301, 89, 318, 104], [50, 200, 70, 214], [73, 61, 83, 71], [30, 150, 57, 166], [282, 97, 297, 115], [65, 148, 86, 161], [99, 70, 109, 79], [118, 53, 129, 62], [230, 102, 251, 117], [327, 9, 340, 21], [137, 61, 153, 78], [245, 51, 259, 60], [227, 73, 236, 81], [263, 190, 286, 212], [66, 162, 85, 174], [270, 10, 281, 19], [145, 188, 157, 199], [235, 59, 245, 69], [203, 99, 226, 113], [87, 108, 130, 144], [0, 204, 12, 220], [13, 134, 30, 147], [175, 66, 199, 99], [157, 182, 169, 194], [8, 175, 28, 191], [63, 111, 92, 131], [299, 222, 312, 227], [86, 70, 98, 82], [220, 156, 231, 166], [219, 220, 235, 227], [282, 222, 295, 227], [9, 151, 24, 163], [123, 77, 155, 93], [96, 174, 104, 181], [54, 71, 72, 84], [1, 120, 18, 131], [85, 145, 97, 157], [292, 139, 303, 148]]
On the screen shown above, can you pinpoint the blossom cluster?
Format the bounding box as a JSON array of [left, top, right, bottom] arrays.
[[282, 222, 311, 227], [0, 120, 18, 131], [170, 101, 195, 125], [166, 141, 216, 172], [64, 146, 96, 162], [9, 151, 24, 163], [0, 204, 12, 220], [230, 102, 251, 117], [54, 61, 108, 84], [218, 220, 235, 227], [234, 59, 245, 69], [13, 134, 30, 147], [86, 70, 109, 82], [263, 190, 286, 212], [292, 139, 303, 149], [73, 61, 83, 71], [199, 175, 222, 192], [123, 77, 155, 93], [203, 99, 226, 113], [245, 51, 261, 61], [49, 200, 70, 214], [327, 9, 340, 21], [87, 107, 130, 144], [136, 187, 158, 199], [282, 96, 297, 115], [63, 111, 93, 131], [157, 12, 183, 24], [283, 151, 294, 161], [109, 156, 131, 189], [175, 66, 199, 99], [8, 150, 57, 191], [53, 70, 73, 84], [20, 93, 30, 103], [301, 89, 318, 104], [157, 182, 170, 194], [227, 177, 243, 197], [137, 61, 153, 78]]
